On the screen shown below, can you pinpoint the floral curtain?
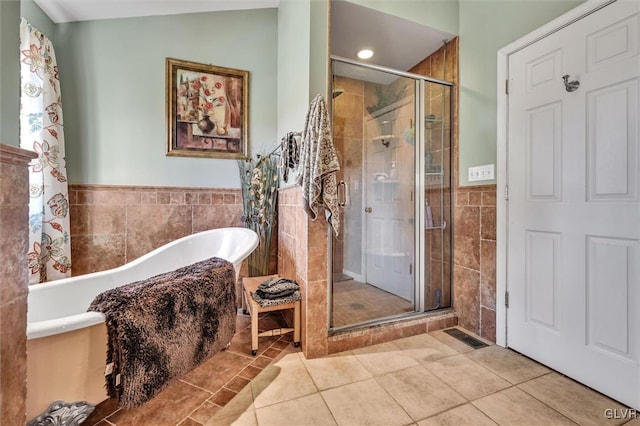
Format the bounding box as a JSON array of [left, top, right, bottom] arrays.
[[19, 18, 71, 283]]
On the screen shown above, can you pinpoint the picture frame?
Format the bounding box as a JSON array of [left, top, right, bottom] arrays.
[[166, 58, 249, 159]]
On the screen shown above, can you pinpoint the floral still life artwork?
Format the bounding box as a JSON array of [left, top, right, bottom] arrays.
[[166, 58, 248, 158]]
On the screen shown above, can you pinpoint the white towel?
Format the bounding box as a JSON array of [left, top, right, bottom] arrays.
[[297, 94, 341, 236]]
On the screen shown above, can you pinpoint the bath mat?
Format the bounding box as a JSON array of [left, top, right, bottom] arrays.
[[443, 328, 489, 349], [88, 257, 236, 408]]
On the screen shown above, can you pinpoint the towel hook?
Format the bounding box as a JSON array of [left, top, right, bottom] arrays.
[[562, 74, 580, 92]]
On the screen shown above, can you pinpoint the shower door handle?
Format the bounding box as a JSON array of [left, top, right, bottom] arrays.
[[337, 180, 349, 207], [364, 207, 373, 213]]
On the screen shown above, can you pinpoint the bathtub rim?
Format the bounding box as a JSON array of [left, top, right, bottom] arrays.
[[27, 227, 258, 340]]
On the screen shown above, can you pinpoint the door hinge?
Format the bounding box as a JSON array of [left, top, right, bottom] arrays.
[[505, 79, 509, 95], [504, 185, 509, 200], [505, 291, 509, 308], [409, 263, 412, 275]]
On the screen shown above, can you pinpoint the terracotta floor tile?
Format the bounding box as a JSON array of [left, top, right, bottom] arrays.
[[226, 375, 252, 392], [270, 340, 290, 350], [262, 347, 282, 359], [188, 401, 222, 424], [84, 398, 120, 426], [227, 328, 279, 357], [250, 356, 273, 369], [205, 386, 255, 425], [332, 280, 413, 328], [210, 388, 238, 406], [182, 350, 252, 393], [106, 380, 210, 426], [178, 418, 202, 426], [239, 365, 263, 380]]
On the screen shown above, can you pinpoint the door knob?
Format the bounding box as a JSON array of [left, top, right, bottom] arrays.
[[364, 207, 373, 213]]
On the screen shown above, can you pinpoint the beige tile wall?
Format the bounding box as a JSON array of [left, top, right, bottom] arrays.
[[411, 38, 497, 342], [68, 184, 245, 275], [0, 145, 37, 426], [454, 186, 497, 341]]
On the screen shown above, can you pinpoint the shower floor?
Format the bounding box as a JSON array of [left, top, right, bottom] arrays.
[[331, 279, 414, 328]]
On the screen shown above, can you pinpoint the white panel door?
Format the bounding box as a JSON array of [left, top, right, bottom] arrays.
[[364, 131, 414, 301], [508, 0, 640, 409]]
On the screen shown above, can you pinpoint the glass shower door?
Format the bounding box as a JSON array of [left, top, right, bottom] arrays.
[[330, 60, 416, 329]]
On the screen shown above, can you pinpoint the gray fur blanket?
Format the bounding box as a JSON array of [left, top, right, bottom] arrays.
[[88, 257, 236, 408]]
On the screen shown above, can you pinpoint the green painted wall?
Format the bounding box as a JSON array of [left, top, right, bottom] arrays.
[[21, 0, 56, 43], [309, 0, 329, 100], [345, 0, 459, 34], [0, 0, 20, 146], [55, 9, 278, 188], [277, 0, 311, 143], [458, 0, 583, 186]]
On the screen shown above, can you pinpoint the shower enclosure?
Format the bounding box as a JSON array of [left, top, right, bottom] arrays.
[[330, 56, 452, 331]]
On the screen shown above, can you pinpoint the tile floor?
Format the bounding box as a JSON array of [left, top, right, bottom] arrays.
[[331, 279, 414, 328], [206, 328, 638, 426], [84, 311, 300, 426]]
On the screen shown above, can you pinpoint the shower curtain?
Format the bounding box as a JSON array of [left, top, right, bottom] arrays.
[[19, 18, 71, 283]]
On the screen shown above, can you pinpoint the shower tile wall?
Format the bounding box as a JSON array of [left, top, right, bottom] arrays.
[[277, 186, 329, 358], [0, 145, 37, 426], [410, 40, 457, 312], [410, 37, 497, 342], [277, 185, 458, 358]]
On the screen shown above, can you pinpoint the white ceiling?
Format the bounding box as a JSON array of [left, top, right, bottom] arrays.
[[331, 0, 454, 75], [34, 0, 454, 77], [33, 0, 280, 23]]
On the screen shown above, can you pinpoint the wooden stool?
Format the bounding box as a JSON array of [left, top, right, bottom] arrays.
[[242, 275, 301, 356]]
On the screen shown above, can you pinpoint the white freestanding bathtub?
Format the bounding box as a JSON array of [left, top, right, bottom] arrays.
[[26, 227, 258, 420]]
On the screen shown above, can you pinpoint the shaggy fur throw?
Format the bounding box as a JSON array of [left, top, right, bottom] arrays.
[[88, 257, 236, 408]]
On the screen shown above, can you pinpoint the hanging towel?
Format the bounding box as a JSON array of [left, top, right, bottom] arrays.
[[297, 94, 341, 236], [280, 131, 300, 183]]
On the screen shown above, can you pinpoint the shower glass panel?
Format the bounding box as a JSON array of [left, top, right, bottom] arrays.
[[423, 83, 452, 311], [330, 57, 453, 331], [330, 60, 416, 329]]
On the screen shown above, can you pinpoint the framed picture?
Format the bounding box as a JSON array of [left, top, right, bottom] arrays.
[[166, 58, 249, 159]]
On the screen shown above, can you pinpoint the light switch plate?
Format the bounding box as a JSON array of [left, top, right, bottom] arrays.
[[468, 164, 495, 182]]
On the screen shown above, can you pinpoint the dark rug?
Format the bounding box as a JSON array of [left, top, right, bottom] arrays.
[[88, 257, 236, 408]]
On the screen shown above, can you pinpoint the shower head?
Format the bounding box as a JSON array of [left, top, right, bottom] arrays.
[[332, 89, 345, 98]]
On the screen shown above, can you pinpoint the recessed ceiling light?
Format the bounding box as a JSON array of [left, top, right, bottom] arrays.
[[357, 49, 374, 59]]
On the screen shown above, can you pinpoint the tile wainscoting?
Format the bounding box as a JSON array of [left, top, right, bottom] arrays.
[[69, 184, 244, 275], [0, 145, 37, 426], [67, 184, 277, 304], [454, 185, 497, 342]]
